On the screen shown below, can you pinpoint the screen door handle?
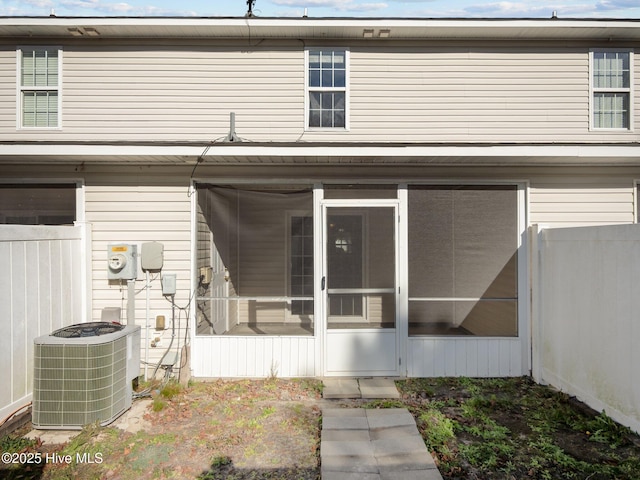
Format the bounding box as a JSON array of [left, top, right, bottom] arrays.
[[321, 276, 326, 291]]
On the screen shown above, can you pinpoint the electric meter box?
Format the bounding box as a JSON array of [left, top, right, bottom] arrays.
[[107, 243, 138, 280]]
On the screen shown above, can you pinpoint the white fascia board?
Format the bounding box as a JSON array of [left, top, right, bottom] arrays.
[[195, 144, 640, 159], [2, 17, 640, 40], [0, 144, 205, 157], [2, 143, 639, 162]]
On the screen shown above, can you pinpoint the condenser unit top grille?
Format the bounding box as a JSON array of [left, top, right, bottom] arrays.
[[51, 321, 124, 338]]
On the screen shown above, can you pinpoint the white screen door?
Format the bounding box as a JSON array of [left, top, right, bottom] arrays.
[[323, 202, 399, 375]]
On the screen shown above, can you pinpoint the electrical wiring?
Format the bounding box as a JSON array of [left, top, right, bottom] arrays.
[[0, 403, 31, 428], [133, 283, 195, 398], [133, 294, 177, 399]]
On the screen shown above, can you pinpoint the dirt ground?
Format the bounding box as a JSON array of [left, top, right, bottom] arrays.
[[3, 377, 640, 480], [2, 379, 324, 480], [398, 377, 640, 480]]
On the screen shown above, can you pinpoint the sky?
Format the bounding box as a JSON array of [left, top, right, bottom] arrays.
[[1, 0, 639, 19]]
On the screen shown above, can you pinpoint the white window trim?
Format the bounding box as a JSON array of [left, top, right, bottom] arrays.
[[16, 46, 63, 130], [589, 48, 634, 132], [304, 47, 350, 131]]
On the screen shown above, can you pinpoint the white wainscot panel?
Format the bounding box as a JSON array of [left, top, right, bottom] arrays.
[[192, 336, 317, 378], [407, 337, 524, 377], [325, 330, 397, 376]]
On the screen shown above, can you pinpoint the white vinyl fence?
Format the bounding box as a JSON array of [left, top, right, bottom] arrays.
[[533, 223, 640, 434], [0, 224, 89, 422]]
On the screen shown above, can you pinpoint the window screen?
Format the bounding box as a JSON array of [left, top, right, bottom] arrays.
[[0, 184, 76, 225], [196, 185, 314, 336], [408, 185, 518, 336]]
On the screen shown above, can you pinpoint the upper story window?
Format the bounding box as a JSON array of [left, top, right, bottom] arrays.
[[306, 49, 349, 129], [18, 47, 61, 128], [590, 50, 633, 130]]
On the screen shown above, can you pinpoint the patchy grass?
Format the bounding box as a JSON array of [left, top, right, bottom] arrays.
[[2, 377, 639, 480], [398, 377, 640, 479]]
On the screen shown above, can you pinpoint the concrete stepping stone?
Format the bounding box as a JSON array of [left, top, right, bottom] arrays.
[[322, 377, 400, 399], [321, 407, 443, 480], [359, 378, 401, 399], [323, 378, 361, 399]]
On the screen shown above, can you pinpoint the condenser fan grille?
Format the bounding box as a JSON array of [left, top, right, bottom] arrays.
[[51, 321, 124, 338]]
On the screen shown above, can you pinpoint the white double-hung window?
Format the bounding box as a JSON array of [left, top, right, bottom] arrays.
[[18, 47, 61, 128], [590, 49, 633, 130], [306, 49, 349, 129]]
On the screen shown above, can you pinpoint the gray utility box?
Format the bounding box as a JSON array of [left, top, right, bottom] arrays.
[[32, 322, 141, 429]]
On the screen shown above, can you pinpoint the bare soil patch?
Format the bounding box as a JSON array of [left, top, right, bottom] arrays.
[[1, 379, 323, 480]]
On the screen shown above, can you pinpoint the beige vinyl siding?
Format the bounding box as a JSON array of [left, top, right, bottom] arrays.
[[0, 42, 304, 142], [347, 48, 589, 142], [0, 49, 16, 130], [341, 44, 639, 143], [85, 184, 192, 366], [62, 46, 302, 141], [1, 40, 639, 143], [529, 177, 636, 227]]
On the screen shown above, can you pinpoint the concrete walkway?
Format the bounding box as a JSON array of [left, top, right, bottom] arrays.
[[323, 378, 401, 400], [321, 407, 443, 479], [320, 378, 443, 479]]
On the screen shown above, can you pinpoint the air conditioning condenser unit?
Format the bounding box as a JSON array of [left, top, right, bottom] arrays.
[[32, 322, 140, 429]]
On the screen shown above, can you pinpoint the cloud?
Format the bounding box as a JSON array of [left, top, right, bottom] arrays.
[[452, 1, 601, 17], [272, 0, 387, 13], [24, 0, 54, 7], [463, 1, 546, 16], [272, 0, 347, 6], [596, 0, 640, 11], [58, 0, 197, 15]]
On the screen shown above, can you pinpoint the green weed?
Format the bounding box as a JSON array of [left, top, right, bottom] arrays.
[[419, 408, 456, 448], [160, 381, 182, 399], [363, 399, 405, 409], [152, 397, 167, 412], [0, 435, 38, 453]]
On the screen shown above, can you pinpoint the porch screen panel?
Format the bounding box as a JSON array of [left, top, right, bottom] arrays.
[[196, 185, 313, 336], [326, 207, 396, 329], [408, 185, 518, 336], [0, 184, 75, 225]]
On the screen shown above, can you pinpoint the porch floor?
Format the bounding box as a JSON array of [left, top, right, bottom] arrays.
[[224, 323, 314, 335]]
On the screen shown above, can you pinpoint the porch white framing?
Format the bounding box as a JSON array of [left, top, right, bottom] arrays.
[[189, 180, 530, 379], [320, 197, 400, 376]]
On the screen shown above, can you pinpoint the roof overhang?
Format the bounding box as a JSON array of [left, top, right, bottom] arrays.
[[1, 17, 640, 41], [0, 143, 638, 167]]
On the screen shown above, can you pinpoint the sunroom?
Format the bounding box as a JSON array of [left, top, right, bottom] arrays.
[[192, 182, 527, 378]]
